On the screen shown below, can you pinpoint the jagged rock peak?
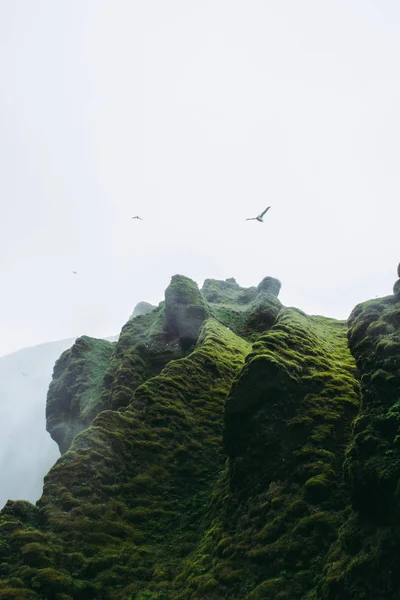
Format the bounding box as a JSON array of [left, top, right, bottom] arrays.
[[164, 274, 209, 350], [257, 276, 281, 297], [130, 301, 156, 319]]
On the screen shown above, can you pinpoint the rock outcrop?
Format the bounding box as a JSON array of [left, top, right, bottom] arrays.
[[1, 266, 400, 600], [0, 338, 76, 508], [46, 336, 115, 454], [164, 274, 210, 349]]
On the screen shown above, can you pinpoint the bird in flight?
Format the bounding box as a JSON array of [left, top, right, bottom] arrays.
[[132, 216, 143, 220], [72, 271, 78, 275], [246, 206, 271, 222], [21, 372, 28, 377]]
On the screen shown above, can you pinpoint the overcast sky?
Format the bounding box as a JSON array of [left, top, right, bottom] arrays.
[[0, 0, 399, 357]]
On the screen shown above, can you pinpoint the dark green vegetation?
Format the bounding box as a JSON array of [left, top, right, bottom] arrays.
[[47, 336, 115, 454], [1, 268, 400, 599], [313, 274, 400, 600], [0, 337, 76, 507]]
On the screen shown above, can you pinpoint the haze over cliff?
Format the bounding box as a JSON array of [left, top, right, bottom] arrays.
[[1, 265, 399, 599], [0, 336, 117, 509], [0, 339, 76, 508]]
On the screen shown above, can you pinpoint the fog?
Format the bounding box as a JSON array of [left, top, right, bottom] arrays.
[[0, 1, 399, 358], [0, 2, 399, 501], [0, 339, 74, 507]]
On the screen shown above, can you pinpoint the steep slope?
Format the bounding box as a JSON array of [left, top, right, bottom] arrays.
[[0, 338, 77, 508], [0, 334, 118, 508], [313, 264, 400, 600], [174, 309, 359, 599], [1, 268, 399, 600], [46, 336, 116, 454], [0, 318, 250, 600]]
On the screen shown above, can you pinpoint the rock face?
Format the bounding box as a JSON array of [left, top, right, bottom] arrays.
[[1, 268, 400, 600], [0, 338, 76, 508], [316, 272, 400, 600], [257, 275, 281, 296], [46, 336, 115, 454], [164, 274, 210, 349]]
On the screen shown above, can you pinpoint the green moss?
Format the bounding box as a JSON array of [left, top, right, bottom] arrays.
[[47, 336, 115, 453], [304, 475, 331, 501], [5, 270, 399, 599], [0, 588, 39, 600], [175, 308, 358, 599], [202, 277, 282, 341], [21, 543, 53, 567], [1, 315, 249, 599], [314, 287, 400, 600]]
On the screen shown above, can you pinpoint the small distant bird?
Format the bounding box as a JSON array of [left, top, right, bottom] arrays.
[[132, 216, 143, 220], [246, 206, 271, 222], [21, 372, 28, 377], [72, 271, 78, 275]]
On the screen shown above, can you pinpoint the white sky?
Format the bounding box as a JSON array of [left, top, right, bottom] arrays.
[[0, 0, 399, 357]]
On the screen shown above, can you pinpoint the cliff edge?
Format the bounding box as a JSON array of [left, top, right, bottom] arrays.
[[1, 267, 399, 600]]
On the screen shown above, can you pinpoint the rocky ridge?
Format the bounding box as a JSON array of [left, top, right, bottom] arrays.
[[0, 267, 399, 600]]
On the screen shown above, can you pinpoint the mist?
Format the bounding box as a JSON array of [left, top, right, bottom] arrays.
[[0, 1, 399, 358], [0, 339, 74, 508]]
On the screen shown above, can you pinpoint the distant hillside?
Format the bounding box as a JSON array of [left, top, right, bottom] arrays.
[[0, 336, 116, 509]]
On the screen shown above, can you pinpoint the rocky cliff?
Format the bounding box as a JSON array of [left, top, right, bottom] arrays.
[[0, 338, 78, 509], [0, 267, 399, 600]]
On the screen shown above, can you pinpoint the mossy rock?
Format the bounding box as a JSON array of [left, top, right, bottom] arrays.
[[1, 317, 249, 599], [176, 308, 358, 599], [257, 276, 281, 296], [164, 275, 210, 349], [316, 269, 400, 599], [47, 336, 115, 453], [5, 269, 400, 599]]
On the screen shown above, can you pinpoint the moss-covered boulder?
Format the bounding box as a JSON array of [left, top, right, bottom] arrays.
[[202, 276, 280, 338], [202, 277, 258, 306], [257, 275, 281, 296], [239, 291, 282, 339], [46, 336, 115, 454]]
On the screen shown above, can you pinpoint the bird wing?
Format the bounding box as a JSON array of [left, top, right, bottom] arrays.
[[260, 206, 271, 217], [246, 217, 257, 220]]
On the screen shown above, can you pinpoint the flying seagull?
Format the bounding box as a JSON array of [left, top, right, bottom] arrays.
[[132, 216, 143, 220], [246, 206, 271, 222], [72, 271, 78, 275]]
